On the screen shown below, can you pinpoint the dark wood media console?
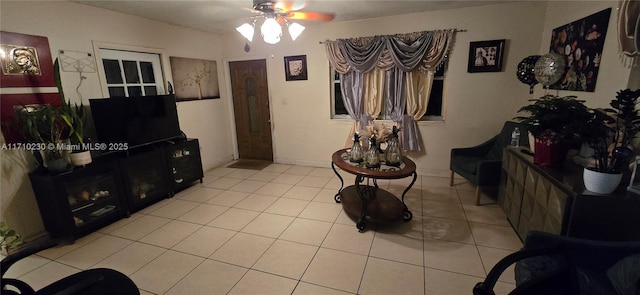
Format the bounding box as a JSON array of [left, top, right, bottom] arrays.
[[29, 138, 204, 242]]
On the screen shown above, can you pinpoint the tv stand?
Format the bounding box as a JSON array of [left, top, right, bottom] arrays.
[[29, 138, 204, 242]]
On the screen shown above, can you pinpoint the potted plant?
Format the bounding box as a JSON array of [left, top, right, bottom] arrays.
[[515, 94, 593, 167], [581, 88, 640, 194], [54, 58, 91, 166], [0, 221, 22, 255], [15, 104, 72, 173]]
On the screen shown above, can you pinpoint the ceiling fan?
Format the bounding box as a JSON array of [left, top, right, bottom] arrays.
[[236, 0, 335, 44]]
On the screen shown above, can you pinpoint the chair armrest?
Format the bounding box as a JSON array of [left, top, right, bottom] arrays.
[[473, 246, 564, 295], [451, 135, 499, 158]]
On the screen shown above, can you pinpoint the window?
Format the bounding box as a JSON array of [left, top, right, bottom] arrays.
[[98, 49, 164, 97], [330, 61, 447, 121]]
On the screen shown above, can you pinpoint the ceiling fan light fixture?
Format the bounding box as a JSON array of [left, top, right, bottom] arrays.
[[261, 16, 282, 44], [287, 22, 305, 41], [236, 23, 255, 42]]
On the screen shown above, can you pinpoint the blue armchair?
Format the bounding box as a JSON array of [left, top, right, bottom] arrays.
[[449, 121, 528, 205]]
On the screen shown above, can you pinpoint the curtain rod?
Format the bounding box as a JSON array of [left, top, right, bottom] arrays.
[[318, 29, 466, 44]]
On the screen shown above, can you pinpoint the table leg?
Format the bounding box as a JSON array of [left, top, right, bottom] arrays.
[[331, 161, 344, 203], [400, 172, 417, 221], [354, 175, 375, 231]]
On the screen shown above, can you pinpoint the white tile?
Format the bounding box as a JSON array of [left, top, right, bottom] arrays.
[[233, 194, 278, 211], [257, 182, 294, 196], [262, 163, 293, 173], [280, 218, 332, 246], [146, 199, 200, 219], [228, 269, 298, 295], [297, 175, 332, 188], [469, 222, 522, 251], [283, 185, 321, 200], [177, 203, 228, 224], [423, 216, 475, 244], [207, 208, 260, 231], [207, 190, 249, 207], [423, 239, 486, 277], [166, 259, 248, 295], [321, 223, 374, 255], [4, 254, 50, 278], [177, 187, 223, 203], [57, 235, 132, 269], [253, 240, 318, 279], [264, 198, 310, 216], [172, 226, 236, 257], [299, 202, 342, 222], [139, 220, 201, 248], [241, 213, 294, 238], [248, 171, 281, 182], [302, 248, 367, 293], [229, 179, 267, 193], [285, 166, 315, 176], [109, 215, 172, 240], [424, 268, 487, 295], [370, 230, 424, 266], [130, 250, 204, 294], [293, 282, 354, 295], [92, 242, 166, 275], [209, 232, 274, 268], [359, 257, 424, 295], [205, 177, 243, 190], [478, 246, 517, 284], [423, 200, 467, 221]]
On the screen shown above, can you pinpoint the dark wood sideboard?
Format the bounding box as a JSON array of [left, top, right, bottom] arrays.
[[498, 147, 640, 242]]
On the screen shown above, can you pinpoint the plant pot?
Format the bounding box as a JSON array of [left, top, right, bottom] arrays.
[[533, 138, 569, 168], [583, 168, 623, 194], [45, 157, 70, 173], [70, 150, 92, 166]]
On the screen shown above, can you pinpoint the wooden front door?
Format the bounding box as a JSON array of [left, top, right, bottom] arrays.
[[229, 59, 273, 161]]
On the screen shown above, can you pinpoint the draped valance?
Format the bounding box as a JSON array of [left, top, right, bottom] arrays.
[[324, 29, 454, 75]]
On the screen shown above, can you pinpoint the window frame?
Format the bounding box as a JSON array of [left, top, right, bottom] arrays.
[[329, 61, 447, 122], [92, 42, 167, 98]]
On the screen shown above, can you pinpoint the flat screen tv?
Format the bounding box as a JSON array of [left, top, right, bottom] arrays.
[[89, 95, 182, 149]]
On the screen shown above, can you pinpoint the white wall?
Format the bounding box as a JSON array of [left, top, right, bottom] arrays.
[[0, 1, 234, 240], [220, 2, 550, 175], [534, 1, 632, 107], [220, 1, 633, 176]]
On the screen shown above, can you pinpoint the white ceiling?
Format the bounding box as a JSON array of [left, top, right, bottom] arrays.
[[71, 0, 511, 34]]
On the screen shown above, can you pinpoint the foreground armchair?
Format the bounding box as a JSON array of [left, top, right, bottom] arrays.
[[1, 240, 139, 295], [474, 231, 640, 295], [450, 121, 528, 205]]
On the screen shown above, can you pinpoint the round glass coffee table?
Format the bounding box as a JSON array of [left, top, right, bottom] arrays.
[[331, 148, 417, 231]]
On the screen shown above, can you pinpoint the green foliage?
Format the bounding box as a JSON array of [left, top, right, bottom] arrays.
[[586, 89, 640, 173], [54, 58, 86, 146], [15, 104, 70, 159], [515, 95, 592, 141], [0, 221, 23, 251]]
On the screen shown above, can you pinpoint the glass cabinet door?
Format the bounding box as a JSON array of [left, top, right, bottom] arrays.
[[64, 171, 123, 228]]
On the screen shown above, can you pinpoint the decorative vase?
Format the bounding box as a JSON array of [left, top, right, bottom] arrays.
[[70, 150, 92, 166], [349, 133, 363, 163], [533, 137, 569, 168], [384, 126, 402, 167], [583, 168, 623, 194], [365, 136, 380, 168]]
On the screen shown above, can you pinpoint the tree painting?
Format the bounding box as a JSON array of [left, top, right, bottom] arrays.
[[169, 57, 220, 101]]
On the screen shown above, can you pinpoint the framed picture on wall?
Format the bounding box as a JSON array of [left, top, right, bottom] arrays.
[[284, 55, 307, 81], [169, 56, 220, 102], [0, 31, 56, 87], [467, 39, 506, 73]]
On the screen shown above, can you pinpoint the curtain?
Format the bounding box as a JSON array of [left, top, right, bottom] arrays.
[[363, 68, 385, 119], [323, 29, 455, 151]]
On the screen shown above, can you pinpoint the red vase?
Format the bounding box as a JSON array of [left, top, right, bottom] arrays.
[[533, 137, 569, 167]]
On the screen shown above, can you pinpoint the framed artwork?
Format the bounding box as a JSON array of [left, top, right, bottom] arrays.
[[467, 39, 506, 73], [284, 55, 307, 81], [0, 31, 56, 87], [548, 8, 612, 92], [169, 56, 220, 102]]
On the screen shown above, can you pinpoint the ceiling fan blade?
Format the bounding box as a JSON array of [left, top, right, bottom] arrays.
[[287, 11, 335, 22]]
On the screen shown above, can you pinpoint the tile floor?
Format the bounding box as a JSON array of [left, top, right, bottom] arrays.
[[5, 163, 524, 294]]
